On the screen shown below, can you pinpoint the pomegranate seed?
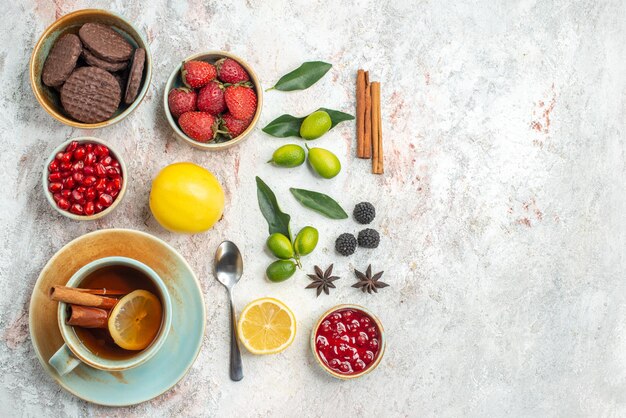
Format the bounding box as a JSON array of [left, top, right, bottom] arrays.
[[49, 182, 63, 193], [60, 162, 72, 171], [84, 166, 95, 176], [66, 141, 79, 152], [85, 144, 94, 153], [106, 166, 120, 177], [82, 176, 97, 186], [71, 161, 84, 172], [85, 153, 96, 165], [94, 145, 109, 157], [109, 189, 119, 198], [60, 190, 71, 198], [76, 186, 87, 193], [72, 172, 84, 184], [95, 163, 107, 177], [85, 187, 96, 201], [95, 177, 107, 192], [55, 152, 65, 162], [111, 177, 122, 191], [52, 193, 62, 203], [111, 159, 120, 169], [84, 201, 95, 216], [98, 194, 113, 207], [61, 171, 71, 178], [100, 156, 113, 166], [95, 202, 105, 212], [61, 152, 72, 163], [48, 172, 62, 182], [64, 177, 75, 190], [57, 198, 70, 210], [71, 189, 85, 204], [73, 147, 86, 160], [49, 160, 59, 172], [69, 203, 84, 215]]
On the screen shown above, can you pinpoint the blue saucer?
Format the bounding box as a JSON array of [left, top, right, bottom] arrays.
[[29, 229, 206, 406]]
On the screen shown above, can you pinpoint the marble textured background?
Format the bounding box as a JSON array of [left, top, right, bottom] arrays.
[[1, 0, 625, 416]]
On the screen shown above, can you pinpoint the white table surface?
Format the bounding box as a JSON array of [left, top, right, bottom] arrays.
[[1, 0, 625, 416]]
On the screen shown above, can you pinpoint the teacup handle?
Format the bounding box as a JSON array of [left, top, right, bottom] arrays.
[[49, 344, 81, 375]]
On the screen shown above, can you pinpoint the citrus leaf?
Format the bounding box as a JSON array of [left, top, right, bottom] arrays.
[[268, 61, 332, 91], [262, 108, 354, 138], [256, 177, 291, 239], [290, 188, 348, 219]]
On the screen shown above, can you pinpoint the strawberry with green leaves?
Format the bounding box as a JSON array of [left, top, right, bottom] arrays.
[[197, 81, 226, 115], [216, 58, 250, 84], [181, 60, 216, 89], [178, 112, 218, 142], [224, 85, 257, 121]]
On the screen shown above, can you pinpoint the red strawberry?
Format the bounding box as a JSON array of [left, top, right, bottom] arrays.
[[224, 85, 257, 121], [221, 113, 251, 138], [178, 112, 217, 142], [197, 81, 226, 115], [181, 61, 216, 89], [168, 88, 197, 118], [216, 58, 250, 84]]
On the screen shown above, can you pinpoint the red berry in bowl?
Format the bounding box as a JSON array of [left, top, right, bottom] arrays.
[[181, 60, 216, 89], [216, 58, 250, 84], [221, 113, 251, 138], [224, 85, 257, 121], [197, 81, 226, 115], [178, 111, 217, 142], [168, 87, 197, 119]]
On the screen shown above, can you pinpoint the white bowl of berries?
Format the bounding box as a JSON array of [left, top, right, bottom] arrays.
[[164, 51, 262, 150], [43, 137, 127, 220]]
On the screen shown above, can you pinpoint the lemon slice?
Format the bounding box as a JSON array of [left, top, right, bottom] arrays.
[[237, 297, 296, 355], [108, 290, 162, 351]]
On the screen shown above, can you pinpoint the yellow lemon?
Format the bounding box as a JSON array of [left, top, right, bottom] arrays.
[[149, 162, 225, 233], [237, 297, 296, 355], [108, 290, 162, 351]]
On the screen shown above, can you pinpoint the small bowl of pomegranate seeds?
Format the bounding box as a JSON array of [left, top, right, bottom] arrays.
[[43, 137, 127, 220], [311, 304, 386, 380], [163, 51, 262, 151]]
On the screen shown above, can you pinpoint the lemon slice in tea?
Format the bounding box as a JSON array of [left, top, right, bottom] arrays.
[[237, 297, 296, 355], [108, 290, 162, 351]]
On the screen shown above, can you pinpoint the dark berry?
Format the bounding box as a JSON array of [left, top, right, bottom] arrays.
[[353, 202, 375, 224], [335, 233, 357, 256], [357, 228, 380, 248]]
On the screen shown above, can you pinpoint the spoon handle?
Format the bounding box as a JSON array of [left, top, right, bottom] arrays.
[[229, 295, 243, 381]]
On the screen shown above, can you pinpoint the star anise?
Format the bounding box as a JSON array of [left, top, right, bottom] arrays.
[[352, 265, 388, 294], [306, 264, 340, 297]]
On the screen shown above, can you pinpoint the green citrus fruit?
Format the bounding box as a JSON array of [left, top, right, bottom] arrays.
[[294, 226, 318, 256], [269, 144, 306, 167], [266, 233, 295, 259], [300, 111, 331, 140], [266, 260, 297, 282], [306, 146, 341, 179]]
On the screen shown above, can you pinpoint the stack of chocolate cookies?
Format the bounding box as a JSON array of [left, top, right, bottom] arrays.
[[41, 23, 146, 123]]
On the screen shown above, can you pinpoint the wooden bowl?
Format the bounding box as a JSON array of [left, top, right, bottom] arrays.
[[30, 9, 152, 128], [163, 51, 263, 151]]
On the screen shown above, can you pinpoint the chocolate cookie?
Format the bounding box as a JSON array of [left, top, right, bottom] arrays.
[[79, 23, 133, 62], [61, 66, 121, 123], [42, 34, 82, 87], [124, 48, 145, 104], [82, 48, 128, 72]]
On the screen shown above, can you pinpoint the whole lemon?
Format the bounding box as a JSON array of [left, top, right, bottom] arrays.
[[149, 162, 225, 233], [300, 110, 332, 140]]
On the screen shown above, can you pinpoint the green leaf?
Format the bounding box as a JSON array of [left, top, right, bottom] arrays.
[[256, 177, 291, 239], [262, 108, 354, 138], [268, 61, 332, 91], [290, 188, 348, 220]]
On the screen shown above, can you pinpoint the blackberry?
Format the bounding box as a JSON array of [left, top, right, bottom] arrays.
[[335, 233, 357, 256], [357, 228, 380, 248], [353, 202, 375, 224]]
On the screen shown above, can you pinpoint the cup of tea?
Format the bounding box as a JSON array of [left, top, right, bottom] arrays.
[[48, 256, 172, 375]]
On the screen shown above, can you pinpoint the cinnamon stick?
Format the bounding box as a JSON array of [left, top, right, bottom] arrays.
[[66, 305, 109, 329], [49, 286, 118, 309], [356, 70, 366, 158], [363, 71, 372, 159], [69, 288, 127, 296], [373, 82, 384, 174], [370, 82, 381, 174]]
